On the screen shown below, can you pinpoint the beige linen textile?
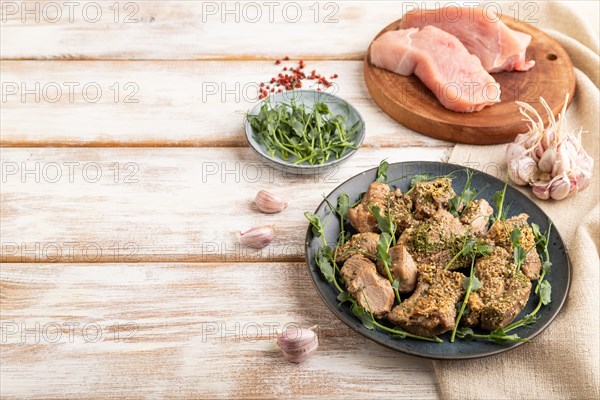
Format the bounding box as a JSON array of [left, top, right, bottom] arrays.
[[433, 2, 600, 399]]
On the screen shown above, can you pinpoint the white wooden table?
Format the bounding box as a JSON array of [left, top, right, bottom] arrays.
[[1, 1, 596, 398]]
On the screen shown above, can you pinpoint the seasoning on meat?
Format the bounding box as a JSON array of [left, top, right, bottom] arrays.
[[409, 178, 456, 220], [460, 199, 494, 235], [400, 209, 469, 270], [388, 188, 414, 234], [340, 255, 395, 318], [334, 232, 379, 264], [377, 244, 418, 293], [486, 213, 542, 279], [463, 247, 532, 331], [387, 264, 465, 337], [348, 182, 391, 233]]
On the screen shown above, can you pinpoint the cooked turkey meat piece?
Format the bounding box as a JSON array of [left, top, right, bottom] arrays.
[[409, 178, 457, 219], [460, 199, 493, 235], [486, 213, 542, 280], [340, 255, 395, 318], [377, 244, 418, 293], [334, 232, 379, 264], [463, 247, 532, 331], [348, 182, 391, 233], [400, 209, 470, 270], [387, 264, 465, 337], [388, 188, 414, 234]]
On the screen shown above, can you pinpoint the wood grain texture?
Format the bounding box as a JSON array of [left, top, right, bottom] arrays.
[[2, 1, 594, 61], [0, 146, 451, 263], [364, 16, 576, 144], [0, 262, 438, 399], [0, 60, 447, 148], [0, 1, 424, 60]]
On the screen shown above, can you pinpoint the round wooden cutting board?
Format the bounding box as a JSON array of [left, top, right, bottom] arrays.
[[364, 16, 576, 144]]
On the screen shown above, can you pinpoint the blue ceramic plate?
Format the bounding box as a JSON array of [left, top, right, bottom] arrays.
[[305, 161, 570, 360]]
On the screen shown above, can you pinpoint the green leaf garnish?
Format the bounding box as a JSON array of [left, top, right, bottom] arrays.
[[375, 160, 389, 183]]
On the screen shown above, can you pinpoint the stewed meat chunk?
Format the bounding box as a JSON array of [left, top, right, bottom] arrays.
[[340, 255, 395, 318], [409, 177, 456, 220], [387, 264, 465, 337], [377, 244, 418, 293], [486, 213, 542, 280], [348, 182, 391, 233], [400, 209, 469, 270], [463, 247, 532, 331], [334, 232, 379, 264], [460, 199, 494, 235]]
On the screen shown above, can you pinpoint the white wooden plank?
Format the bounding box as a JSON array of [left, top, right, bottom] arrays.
[[0, 1, 409, 60], [0, 262, 438, 399], [0, 60, 446, 147], [0, 146, 450, 263], [2, 1, 596, 60]]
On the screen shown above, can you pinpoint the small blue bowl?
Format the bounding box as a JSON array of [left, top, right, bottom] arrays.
[[245, 90, 366, 175]]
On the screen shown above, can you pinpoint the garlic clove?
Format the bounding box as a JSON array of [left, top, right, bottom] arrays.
[[523, 133, 539, 149], [568, 175, 579, 195], [255, 190, 288, 214], [533, 143, 544, 162], [505, 142, 526, 163], [239, 225, 274, 249], [551, 144, 570, 177], [572, 167, 592, 193], [508, 159, 528, 186], [509, 157, 538, 186], [576, 151, 594, 172], [277, 328, 318, 363], [538, 147, 556, 173], [550, 175, 571, 200], [541, 128, 555, 151], [532, 180, 551, 200], [564, 140, 578, 166], [517, 156, 539, 183], [509, 94, 593, 201]]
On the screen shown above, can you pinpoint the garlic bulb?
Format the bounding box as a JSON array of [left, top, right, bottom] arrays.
[[255, 190, 288, 214], [239, 225, 274, 249], [505, 94, 594, 201], [277, 327, 318, 363]]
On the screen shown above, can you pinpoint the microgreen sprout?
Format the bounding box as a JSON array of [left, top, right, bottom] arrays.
[[375, 159, 389, 183], [457, 327, 528, 344], [450, 240, 493, 342], [356, 288, 442, 343], [492, 178, 509, 222], [370, 206, 401, 304], [502, 221, 554, 333], [247, 98, 361, 165], [510, 228, 527, 274], [304, 211, 344, 293], [448, 169, 489, 217]]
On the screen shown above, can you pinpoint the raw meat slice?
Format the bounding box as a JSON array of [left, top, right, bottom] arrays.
[[370, 26, 501, 113], [399, 7, 535, 72]]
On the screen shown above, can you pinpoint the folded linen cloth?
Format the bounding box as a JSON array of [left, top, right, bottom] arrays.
[[433, 2, 600, 399]]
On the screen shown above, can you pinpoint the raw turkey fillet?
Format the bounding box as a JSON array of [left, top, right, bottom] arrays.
[[399, 7, 535, 72], [370, 26, 501, 113]]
